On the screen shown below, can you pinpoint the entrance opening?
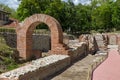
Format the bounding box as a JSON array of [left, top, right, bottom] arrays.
[[32, 23, 51, 59], [17, 14, 69, 60]]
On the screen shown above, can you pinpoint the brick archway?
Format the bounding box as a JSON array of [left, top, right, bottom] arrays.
[[16, 14, 68, 60]]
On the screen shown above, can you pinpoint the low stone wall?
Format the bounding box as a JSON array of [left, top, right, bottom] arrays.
[[1, 33, 76, 52], [68, 40, 87, 61], [0, 55, 70, 80], [107, 33, 118, 45], [0, 33, 113, 80], [32, 34, 50, 52], [0, 37, 110, 80], [1, 33, 17, 48], [0, 41, 88, 80], [79, 33, 120, 52], [1, 33, 51, 52], [87, 52, 108, 80]]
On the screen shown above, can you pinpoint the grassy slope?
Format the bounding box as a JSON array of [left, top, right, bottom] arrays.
[[0, 37, 19, 73]]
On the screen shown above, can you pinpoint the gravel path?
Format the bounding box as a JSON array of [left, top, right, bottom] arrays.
[[92, 48, 120, 80]]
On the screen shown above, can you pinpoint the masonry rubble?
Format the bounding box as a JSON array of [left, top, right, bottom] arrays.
[[1, 33, 120, 80], [0, 55, 70, 80], [1, 13, 120, 80]]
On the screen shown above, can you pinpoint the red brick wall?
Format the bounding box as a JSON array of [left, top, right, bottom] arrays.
[[16, 14, 69, 60]]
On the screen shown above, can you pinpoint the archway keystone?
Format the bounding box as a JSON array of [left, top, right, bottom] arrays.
[[16, 14, 69, 60]]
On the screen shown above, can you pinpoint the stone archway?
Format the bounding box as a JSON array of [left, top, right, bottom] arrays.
[[16, 14, 69, 60]]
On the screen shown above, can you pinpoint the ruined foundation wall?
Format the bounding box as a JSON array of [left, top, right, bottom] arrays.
[[79, 33, 120, 52], [68, 40, 87, 60], [1, 33, 120, 80], [0, 55, 70, 80], [1, 33, 75, 52], [0, 42, 87, 80], [1, 33, 51, 51]]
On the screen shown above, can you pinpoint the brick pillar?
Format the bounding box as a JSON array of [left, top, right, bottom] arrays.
[[16, 14, 69, 60]]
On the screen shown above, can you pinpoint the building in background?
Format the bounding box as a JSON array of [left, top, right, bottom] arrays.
[[0, 9, 10, 26]]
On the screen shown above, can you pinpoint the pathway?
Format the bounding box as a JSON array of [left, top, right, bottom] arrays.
[[92, 47, 120, 80], [45, 54, 106, 80]]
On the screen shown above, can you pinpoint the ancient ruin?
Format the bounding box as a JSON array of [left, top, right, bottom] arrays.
[[16, 14, 69, 60], [0, 14, 120, 80]]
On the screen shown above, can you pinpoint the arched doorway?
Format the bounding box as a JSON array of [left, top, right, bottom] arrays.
[[16, 14, 69, 60]]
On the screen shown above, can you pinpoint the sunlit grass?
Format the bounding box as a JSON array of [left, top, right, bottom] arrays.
[[0, 36, 19, 73]]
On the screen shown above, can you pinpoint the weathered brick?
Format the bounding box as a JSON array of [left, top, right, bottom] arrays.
[[16, 14, 69, 60]]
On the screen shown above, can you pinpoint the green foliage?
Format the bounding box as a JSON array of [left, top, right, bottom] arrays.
[[16, 0, 50, 21], [0, 36, 19, 73], [0, 42, 19, 73], [16, 0, 120, 34], [92, 1, 114, 31], [112, 1, 120, 30]]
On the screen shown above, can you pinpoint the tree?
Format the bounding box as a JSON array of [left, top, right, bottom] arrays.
[[17, 0, 76, 31], [112, 0, 120, 30], [16, 0, 120, 33], [91, 0, 114, 32], [74, 4, 92, 33]]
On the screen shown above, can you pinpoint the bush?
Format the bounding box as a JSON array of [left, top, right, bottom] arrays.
[[0, 36, 19, 73]]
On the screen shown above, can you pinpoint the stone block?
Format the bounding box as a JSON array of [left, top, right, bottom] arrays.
[[32, 50, 42, 59], [108, 34, 117, 45], [0, 55, 70, 80]]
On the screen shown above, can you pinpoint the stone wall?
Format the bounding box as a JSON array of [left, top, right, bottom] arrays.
[[68, 40, 87, 61], [0, 41, 88, 80], [1, 32, 120, 54], [32, 34, 51, 52], [1, 33, 17, 48], [0, 33, 120, 80], [94, 34, 107, 51], [79, 33, 120, 53], [108, 34, 118, 45], [79, 34, 99, 54], [1, 33, 51, 52], [0, 55, 70, 80], [1, 33, 75, 52]]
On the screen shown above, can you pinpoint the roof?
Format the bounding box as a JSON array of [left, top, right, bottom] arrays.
[[0, 9, 10, 14]]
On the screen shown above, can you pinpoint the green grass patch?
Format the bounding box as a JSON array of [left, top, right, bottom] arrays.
[[0, 36, 19, 73]]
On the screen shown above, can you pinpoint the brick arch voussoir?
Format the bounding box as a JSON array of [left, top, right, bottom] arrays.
[[16, 14, 69, 60], [23, 14, 63, 43]]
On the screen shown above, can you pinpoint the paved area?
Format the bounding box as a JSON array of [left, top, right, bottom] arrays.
[[92, 48, 120, 80]]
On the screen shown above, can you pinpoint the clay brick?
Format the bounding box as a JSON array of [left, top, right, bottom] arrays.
[[16, 14, 69, 60]]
